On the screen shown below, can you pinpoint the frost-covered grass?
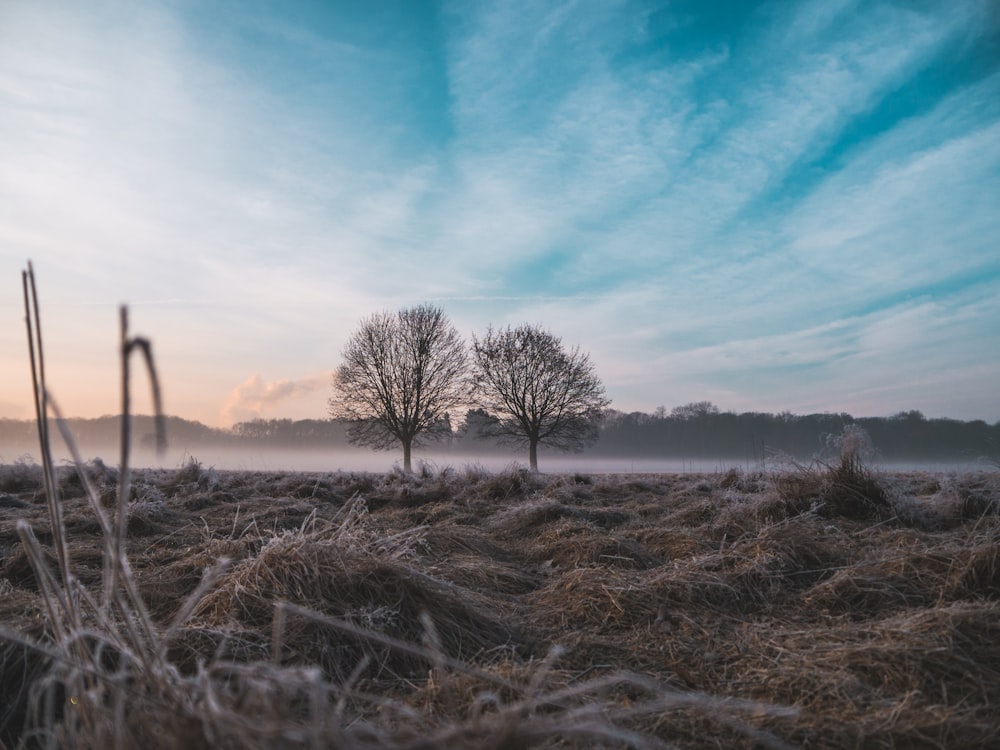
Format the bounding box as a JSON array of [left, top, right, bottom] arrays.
[[2, 459, 999, 749]]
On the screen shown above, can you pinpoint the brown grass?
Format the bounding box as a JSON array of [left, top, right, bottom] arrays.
[[4, 460, 999, 748]]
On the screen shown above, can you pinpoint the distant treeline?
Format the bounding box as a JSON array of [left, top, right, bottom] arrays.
[[1, 404, 997, 463], [0, 416, 235, 457], [597, 404, 999, 463]]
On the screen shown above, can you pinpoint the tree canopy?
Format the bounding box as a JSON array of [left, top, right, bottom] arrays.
[[328, 304, 468, 472], [471, 324, 610, 471]]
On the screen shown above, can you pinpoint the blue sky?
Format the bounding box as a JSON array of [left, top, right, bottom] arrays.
[[1, 0, 998, 428]]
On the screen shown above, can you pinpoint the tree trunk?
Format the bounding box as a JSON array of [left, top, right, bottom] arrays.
[[403, 438, 412, 473], [529, 439, 539, 473]]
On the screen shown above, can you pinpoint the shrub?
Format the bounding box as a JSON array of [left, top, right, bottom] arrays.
[[820, 425, 890, 520]]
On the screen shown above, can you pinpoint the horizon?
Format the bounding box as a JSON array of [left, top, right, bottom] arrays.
[[1, 404, 997, 430], [2, 1, 999, 429]]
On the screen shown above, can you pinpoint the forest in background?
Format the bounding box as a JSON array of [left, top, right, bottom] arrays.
[[1, 403, 997, 465]]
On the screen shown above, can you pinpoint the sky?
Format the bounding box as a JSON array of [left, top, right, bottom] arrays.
[[1, 0, 999, 431]]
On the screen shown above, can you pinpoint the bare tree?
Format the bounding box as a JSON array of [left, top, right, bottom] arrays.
[[471, 324, 610, 472], [329, 304, 468, 472]]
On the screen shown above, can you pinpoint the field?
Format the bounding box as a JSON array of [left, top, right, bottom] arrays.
[[1, 457, 999, 749]]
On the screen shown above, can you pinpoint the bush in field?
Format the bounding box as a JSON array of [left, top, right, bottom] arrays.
[[808, 424, 891, 519], [770, 425, 890, 520], [0, 456, 41, 494], [820, 425, 890, 519]]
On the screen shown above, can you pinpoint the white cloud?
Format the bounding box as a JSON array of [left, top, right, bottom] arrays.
[[221, 372, 332, 426]]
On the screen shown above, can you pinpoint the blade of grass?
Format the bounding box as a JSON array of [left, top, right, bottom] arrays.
[[22, 264, 77, 629]]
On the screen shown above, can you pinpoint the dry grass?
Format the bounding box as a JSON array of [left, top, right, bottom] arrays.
[[3, 460, 999, 749]]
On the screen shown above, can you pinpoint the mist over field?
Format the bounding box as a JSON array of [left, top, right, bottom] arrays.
[[148, 451, 992, 475], [16, 448, 757, 475], [0, 444, 728, 474], [1, 443, 988, 476]]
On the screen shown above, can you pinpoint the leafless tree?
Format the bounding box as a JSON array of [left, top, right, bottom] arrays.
[[329, 304, 468, 472], [471, 324, 610, 472]]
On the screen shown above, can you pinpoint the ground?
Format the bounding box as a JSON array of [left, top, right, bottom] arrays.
[[1, 459, 998, 748]]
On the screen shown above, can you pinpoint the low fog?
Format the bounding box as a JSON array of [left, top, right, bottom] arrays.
[[3, 444, 984, 476], [9, 444, 735, 474]]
